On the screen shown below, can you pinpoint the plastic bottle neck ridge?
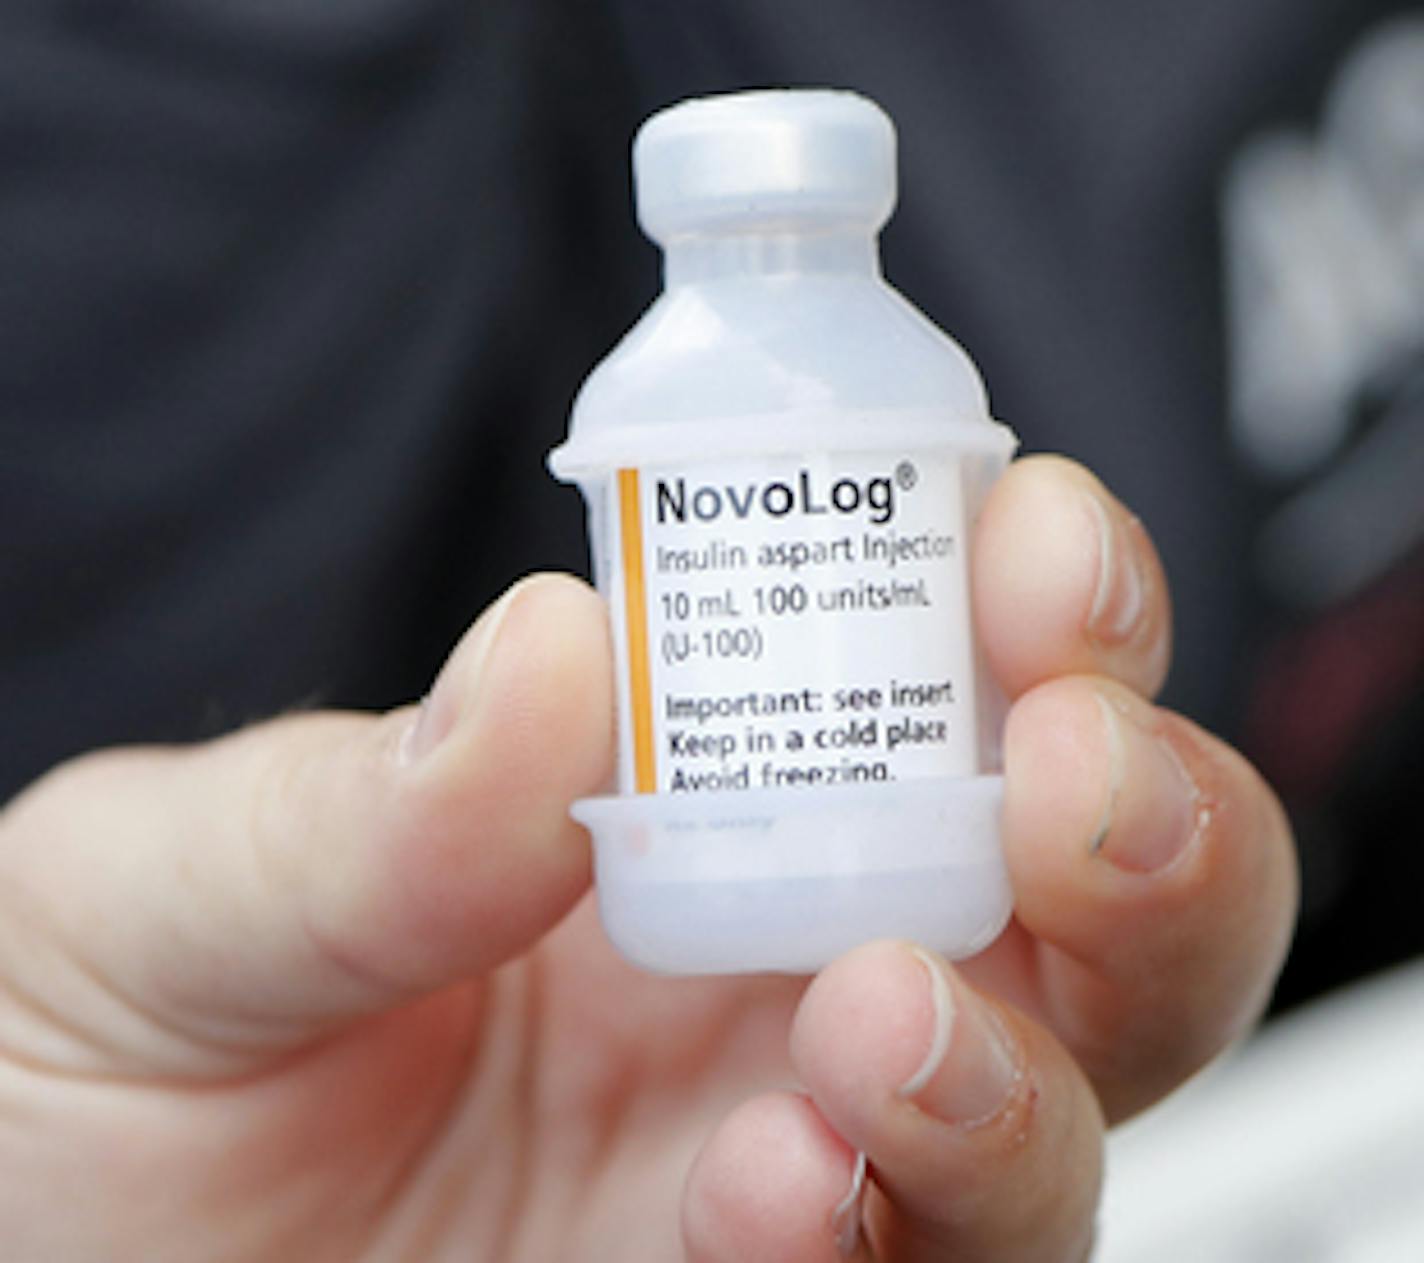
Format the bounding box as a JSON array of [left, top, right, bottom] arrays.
[[662, 229, 880, 287]]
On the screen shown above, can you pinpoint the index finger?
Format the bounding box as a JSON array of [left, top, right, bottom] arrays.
[[974, 455, 1173, 701]]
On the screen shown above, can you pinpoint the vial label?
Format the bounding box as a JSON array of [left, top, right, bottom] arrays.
[[608, 449, 979, 795]]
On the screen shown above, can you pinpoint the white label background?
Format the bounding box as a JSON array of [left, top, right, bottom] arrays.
[[608, 450, 980, 796]]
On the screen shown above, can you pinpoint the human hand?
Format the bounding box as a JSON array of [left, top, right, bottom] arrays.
[[0, 456, 1296, 1261]]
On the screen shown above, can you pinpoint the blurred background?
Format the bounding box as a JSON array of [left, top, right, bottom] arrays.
[[2, 2, 1421, 1256]]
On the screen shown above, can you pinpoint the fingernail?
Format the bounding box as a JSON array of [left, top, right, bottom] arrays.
[[400, 584, 522, 764], [1091, 692, 1203, 872], [898, 947, 1020, 1127], [831, 1149, 868, 1258], [1084, 490, 1147, 646]]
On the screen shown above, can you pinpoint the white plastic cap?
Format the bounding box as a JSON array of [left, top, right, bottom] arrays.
[[633, 89, 897, 243]]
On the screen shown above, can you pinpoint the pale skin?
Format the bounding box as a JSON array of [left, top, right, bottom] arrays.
[[0, 456, 1297, 1261]]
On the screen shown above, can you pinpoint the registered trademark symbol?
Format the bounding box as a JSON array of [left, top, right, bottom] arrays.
[[895, 460, 918, 491]]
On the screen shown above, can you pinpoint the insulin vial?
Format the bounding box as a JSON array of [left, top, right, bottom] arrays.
[[549, 89, 1018, 974]]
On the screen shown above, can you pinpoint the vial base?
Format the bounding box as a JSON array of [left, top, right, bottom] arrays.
[[574, 776, 1009, 975]]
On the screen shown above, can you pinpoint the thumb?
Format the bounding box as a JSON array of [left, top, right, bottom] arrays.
[[0, 574, 612, 1079]]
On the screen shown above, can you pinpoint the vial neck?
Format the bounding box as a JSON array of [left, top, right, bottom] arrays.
[[662, 230, 880, 287]]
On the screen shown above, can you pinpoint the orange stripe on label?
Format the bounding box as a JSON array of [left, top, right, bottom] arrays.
[[617, 468, 657, 794]]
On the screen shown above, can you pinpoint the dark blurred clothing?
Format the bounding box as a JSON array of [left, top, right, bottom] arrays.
[[2, 0, 1419, 1009]]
